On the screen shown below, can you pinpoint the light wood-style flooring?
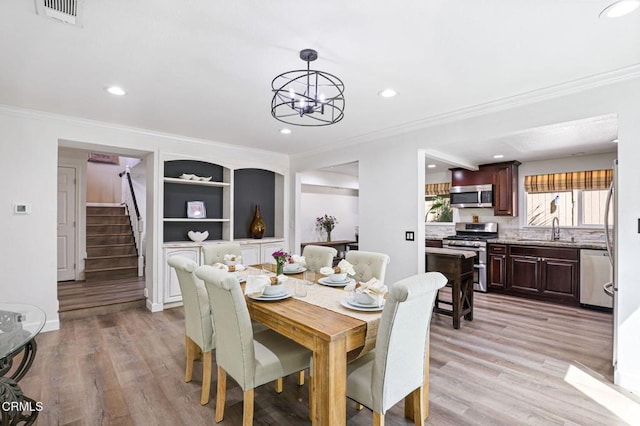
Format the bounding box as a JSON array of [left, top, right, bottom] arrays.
[[19, 291, 639, 425]]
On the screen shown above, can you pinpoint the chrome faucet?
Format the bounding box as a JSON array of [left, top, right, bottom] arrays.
[[551, 217, 560, 241]]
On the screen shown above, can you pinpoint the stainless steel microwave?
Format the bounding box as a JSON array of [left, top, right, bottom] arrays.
[[449, 184, 493, 208]]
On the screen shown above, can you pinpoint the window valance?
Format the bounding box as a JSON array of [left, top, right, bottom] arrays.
[[524, 169, 613, 193], [425, 182, 451, 196]]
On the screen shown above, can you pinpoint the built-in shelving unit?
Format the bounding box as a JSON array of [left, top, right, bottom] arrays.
[[163, 159, 231, 242]]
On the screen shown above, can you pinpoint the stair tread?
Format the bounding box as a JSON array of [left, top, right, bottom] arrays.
[[86, 254, 138, 260], [85, 265, 138, 273], [87, 233, 133, 236]]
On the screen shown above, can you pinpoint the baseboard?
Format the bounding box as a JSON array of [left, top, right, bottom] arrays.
[[616, 366, 640, 394], [146, 299, 164, 312], [42, 318, 60, 332]]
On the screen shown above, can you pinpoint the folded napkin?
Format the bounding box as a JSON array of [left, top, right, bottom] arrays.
[[345, 278, 388, 306], [211, 262, 246, 272], [223, 254, 243, 265], [290, 254, 306, 267], [244, 274, 288, 296], [319, 259, 356, 276]]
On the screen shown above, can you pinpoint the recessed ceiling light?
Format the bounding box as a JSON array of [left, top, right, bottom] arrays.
[[427, 164, 437, 168], [493, 154, 504, 159], [105, 86, 126, 96], [378, 88, 397, 98], [600, 0, 640, 18], [279, 128, 291, 135]]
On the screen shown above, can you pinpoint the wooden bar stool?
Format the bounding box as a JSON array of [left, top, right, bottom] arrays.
[[426, 248, 475, 329]]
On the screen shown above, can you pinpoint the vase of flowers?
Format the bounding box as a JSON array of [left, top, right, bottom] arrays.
[[315, 214, 338, 242], [272, 250, 290, 276]]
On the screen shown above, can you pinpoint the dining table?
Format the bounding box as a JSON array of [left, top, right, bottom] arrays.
[[241, 265, 430, 425]]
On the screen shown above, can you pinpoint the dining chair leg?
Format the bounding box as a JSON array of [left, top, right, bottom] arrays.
[[215, 366, 227, 423], [200, 351, 212, 405], [410, 386, 424, 425], [275, 377, 283, 393], [185, 335, 195, 382], [297, 370, 305, 386], [243, 389, 254, 426], [355, 403, 364, 411], [373, 411, 384, 426]]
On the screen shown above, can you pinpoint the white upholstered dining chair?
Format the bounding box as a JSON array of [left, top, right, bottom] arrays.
[[301, 245, 337, 272], [345, 250, 391, 284], [194, 265, 311, 425], [202, 242, 243, 265], [167, 255, 215, 405], [345, 272, 447, 425]]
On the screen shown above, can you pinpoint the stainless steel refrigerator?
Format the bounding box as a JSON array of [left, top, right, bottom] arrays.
[[604, 159, 618, 368]]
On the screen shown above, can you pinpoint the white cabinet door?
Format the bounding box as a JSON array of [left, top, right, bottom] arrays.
[[241, 244, 261, 266], [260, 241, 286, 265], [164, 247, 200, 303]]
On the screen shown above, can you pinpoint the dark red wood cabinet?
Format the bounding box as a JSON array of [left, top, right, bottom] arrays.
[[488, 244, 508, 290], [450, 161, 520, 217], [488, 243, 580, 305]]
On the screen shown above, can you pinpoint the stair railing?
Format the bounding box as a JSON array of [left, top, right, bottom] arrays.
[[119, 166, 144, 276]]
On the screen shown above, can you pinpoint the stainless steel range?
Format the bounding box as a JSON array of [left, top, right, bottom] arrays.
[[442, 222, 498, 292]]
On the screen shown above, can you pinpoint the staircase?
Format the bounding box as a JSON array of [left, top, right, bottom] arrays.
[[85, 206, 139, 282]]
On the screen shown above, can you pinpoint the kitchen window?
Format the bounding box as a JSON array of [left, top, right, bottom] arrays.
[[524, 169, 612, 227], [425, 182, 452, 223]]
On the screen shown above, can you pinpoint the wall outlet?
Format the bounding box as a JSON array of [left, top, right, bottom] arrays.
[[405, 231, 415, 241]]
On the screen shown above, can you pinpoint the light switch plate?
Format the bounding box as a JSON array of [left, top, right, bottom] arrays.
[[13, 203, 31, 214]]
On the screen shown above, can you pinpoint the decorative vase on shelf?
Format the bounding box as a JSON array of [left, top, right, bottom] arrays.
[[250, 205, 266, 239]]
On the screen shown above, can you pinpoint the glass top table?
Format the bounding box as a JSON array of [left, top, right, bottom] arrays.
[[0, 303, 46, 425], [0, 303, 46, 360]]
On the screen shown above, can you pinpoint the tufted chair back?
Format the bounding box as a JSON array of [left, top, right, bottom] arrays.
[[167, 255, 214, 352], [345, 272, 447, 417], [345, 250, 391, 285], [301, 245, 337, 272], [202, 242, 243, 266]]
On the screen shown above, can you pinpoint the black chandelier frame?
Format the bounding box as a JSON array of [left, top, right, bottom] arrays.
[[271, 49, 345, 127]]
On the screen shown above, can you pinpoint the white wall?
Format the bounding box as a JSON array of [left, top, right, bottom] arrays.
[[0, 105, 288, 329], [299, 186, 359, 245], [291, 76, 640, 394]]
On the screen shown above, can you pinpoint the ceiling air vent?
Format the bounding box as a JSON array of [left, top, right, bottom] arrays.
[[35, 0, 84, 26]]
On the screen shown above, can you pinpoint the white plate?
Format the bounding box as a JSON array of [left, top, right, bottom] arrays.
[[347, 296, 384, 309], [318, 277, 355, 287], [248, 290, 293, 301], [283, 266, 307, 274], [340, 297, 384, 312]]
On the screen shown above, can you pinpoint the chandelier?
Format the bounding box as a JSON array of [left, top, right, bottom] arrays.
[[271, 49, 345, 126]]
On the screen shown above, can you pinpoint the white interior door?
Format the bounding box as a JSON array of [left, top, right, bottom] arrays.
[[58, 166, 76, 281]]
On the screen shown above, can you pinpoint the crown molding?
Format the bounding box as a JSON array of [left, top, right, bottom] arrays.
[[0, 104, 287, 160], [292, 63, 640, 159]]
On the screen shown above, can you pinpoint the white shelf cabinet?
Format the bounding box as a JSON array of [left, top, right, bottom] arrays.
[[163, 245, 201, 303], [162, 238, 285, 303]]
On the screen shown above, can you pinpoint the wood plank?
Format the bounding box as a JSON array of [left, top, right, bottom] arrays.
[[18, 291, 635, 425]]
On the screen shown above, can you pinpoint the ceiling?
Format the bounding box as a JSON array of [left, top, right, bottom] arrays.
[[1, 1, 637, 160]]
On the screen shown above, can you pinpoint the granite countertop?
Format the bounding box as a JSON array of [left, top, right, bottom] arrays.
[[489, 238, 606, 250]]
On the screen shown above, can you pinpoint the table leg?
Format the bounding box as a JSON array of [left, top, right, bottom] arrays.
[[312, 335, 347, 426], [452, 280, 461, 329], [464, 277, 473, 321], [0, 339, 40, 425]]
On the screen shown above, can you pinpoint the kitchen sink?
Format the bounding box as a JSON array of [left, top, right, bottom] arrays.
[[517, 238, 575, 243]]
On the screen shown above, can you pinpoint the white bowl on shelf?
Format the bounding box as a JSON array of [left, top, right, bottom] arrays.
[[199, 176, 212, 182], [187, 230, 209, 242], [180, 173, 195, 180]]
